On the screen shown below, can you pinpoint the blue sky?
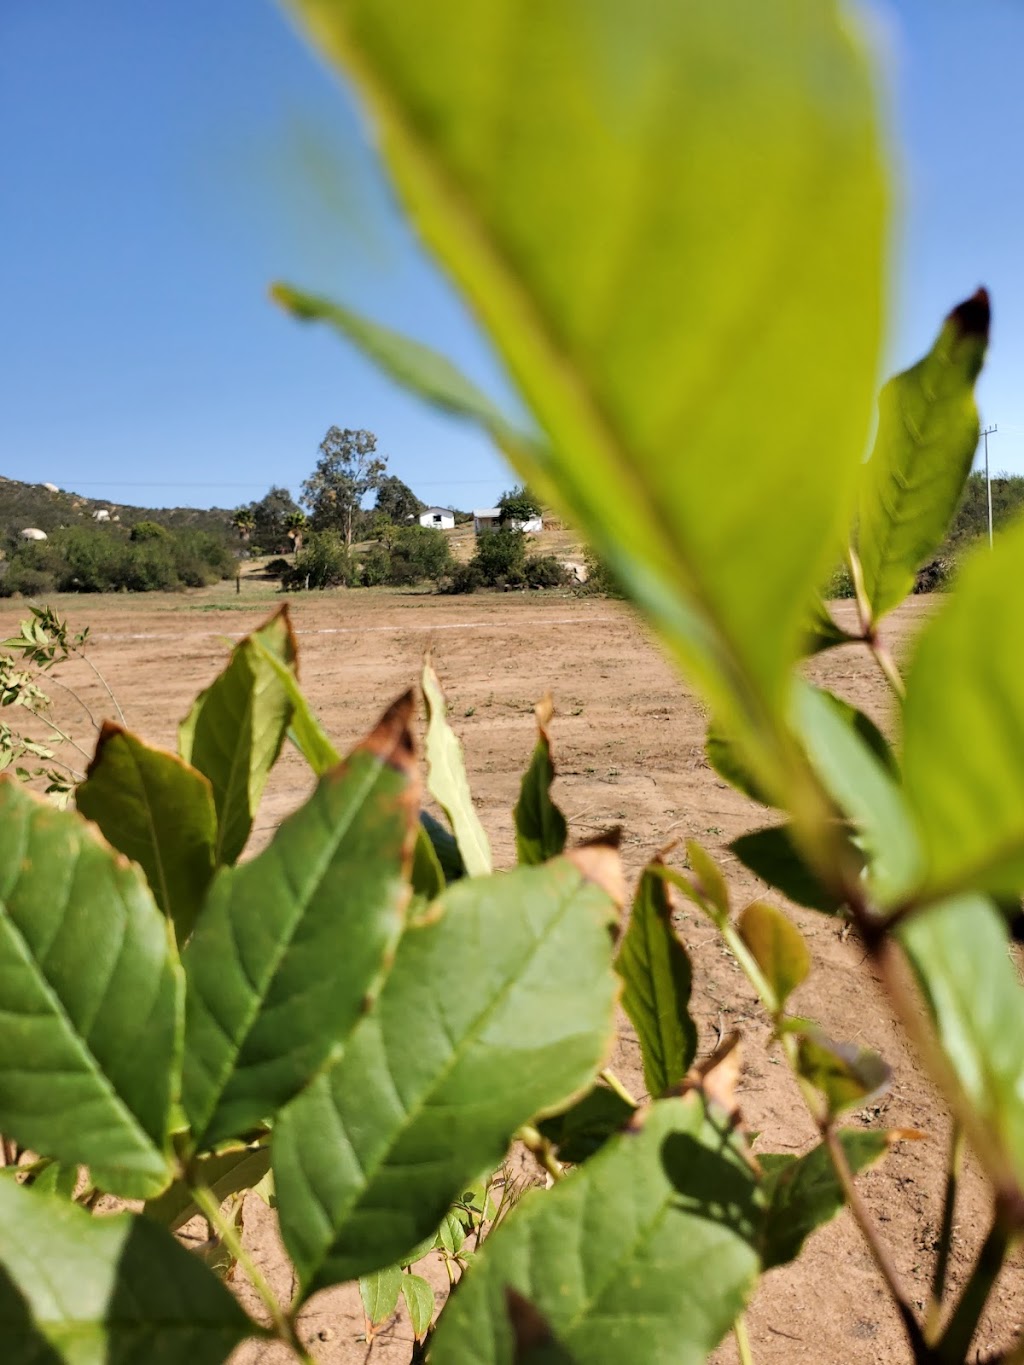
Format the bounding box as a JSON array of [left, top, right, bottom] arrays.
[[2, 2, 1022, 513]]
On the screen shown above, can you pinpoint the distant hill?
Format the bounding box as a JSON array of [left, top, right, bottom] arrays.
[[0, 476, 232, 547]]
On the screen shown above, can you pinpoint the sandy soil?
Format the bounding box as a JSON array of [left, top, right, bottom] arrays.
[[8, 583, 1022, 1364]]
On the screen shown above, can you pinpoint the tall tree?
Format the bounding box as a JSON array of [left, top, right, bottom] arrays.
[[301, 428, 387, 547], [374, 475, 424, 525], [285, 509, 307, 555], [250, 486, 300, 551], [230, 507, 255, 544]]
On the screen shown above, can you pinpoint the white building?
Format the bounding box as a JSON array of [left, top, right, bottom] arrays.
[[418, 506, 455, 531], [474, 508, 543, 534]]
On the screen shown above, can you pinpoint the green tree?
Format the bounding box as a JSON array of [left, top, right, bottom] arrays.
[[249, 487, 300, 552], [498, 485, 542, 526], [375, 474, 424, 525], [301, 427, 387, 547], [472, 526, 526, 585], [388, 525, 454, 585]]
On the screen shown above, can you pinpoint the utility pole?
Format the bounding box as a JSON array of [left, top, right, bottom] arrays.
[[982, 424, 997, 548]]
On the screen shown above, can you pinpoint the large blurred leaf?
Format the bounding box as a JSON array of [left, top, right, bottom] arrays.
[[899, 895, 1024, 1198], [0, 781, 180, 1199], [280, 0, 885, 776], [178, 608, 297, 866], [856, 290, 989, 624], [421, 659, 492, 876], [537, 1084, 635, 1164], [247, 626, 341, 777], [0, 1179, 253, 1364], [182, 694, 418, 1151], [429, 1095, 762, 1364], [759, 1129, 893, 1269], [273, 847, 621, 1294], [76, 725, 217, 943], [795, 1030, 891, 1122], [514, 696, 567, 865], [794, 683, 922, 905], [902, 520, 1024, 899], [617, 864, 696, 1097]]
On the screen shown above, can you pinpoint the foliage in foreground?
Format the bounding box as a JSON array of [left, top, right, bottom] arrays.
[[4, 2, 1024, 1364]]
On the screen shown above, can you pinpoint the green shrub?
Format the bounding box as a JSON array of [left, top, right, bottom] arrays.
[[445, 560, 484, 594], [387, 524, 454, 585], [359, 543, 391, 586], [286, 531, 352, 589], [524, 554, 570, 588], [823, 562, 855, 599], [130, 520, 170, 542], [1, 562, 57, 598], [580, 548, 625, 597], [472, 526, 526, 586]]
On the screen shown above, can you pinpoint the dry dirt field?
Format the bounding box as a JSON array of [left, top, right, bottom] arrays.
[[7, 583, 1023, 1364]]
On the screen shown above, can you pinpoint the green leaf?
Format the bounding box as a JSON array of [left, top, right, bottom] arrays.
[[803, 599, 860, 656], [902, 519, 1024, 899], [685, 839, 730, 918], [0, 781, 180, 1199], [793, 683, 922, 905], [705, 722, 776, 807], [411, 821, 446, 905], [0, 1178, 253, 1364], [738, 902, 811, 1008], [420, 809, 465, 884], [402, 1274, 435, 1340], [856, 290, 990, 624], [247, 628, 342, 777], [178, 607, 297, 866], [730, 825, 847, 914], [76, 724, 217, 944], [144, 1147, 271, 1233], [182, 694, 418, 1151], [617, 864, 696, 1097], [759, 1129, 893, 1269], [435, 1210, 467, 1257], [898, 895, 1024, 1197], [359, 1264, 403, 1328], [272, 848, 621, 1294], [537, 1084, 635, 1164], [28, 1163, 79, 1201], [513, 697, 567, 865], [796, 1029, 891, 1121], [429, 1095, 762, 1364], [280, 0, 885, 777], [421, 660, 491, 876]]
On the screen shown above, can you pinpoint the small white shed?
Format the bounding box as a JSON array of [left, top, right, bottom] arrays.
[[474, 508, 543, 534], [418, 507, 455, 530]]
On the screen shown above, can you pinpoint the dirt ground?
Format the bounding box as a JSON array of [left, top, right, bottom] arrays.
[[8, 583, 1023, 1364]]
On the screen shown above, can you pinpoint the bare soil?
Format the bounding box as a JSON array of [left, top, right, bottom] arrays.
[[9, 584, 1023, 1364]]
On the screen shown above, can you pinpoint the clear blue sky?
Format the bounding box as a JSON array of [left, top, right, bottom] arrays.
[[2, 1, 1022, 513]]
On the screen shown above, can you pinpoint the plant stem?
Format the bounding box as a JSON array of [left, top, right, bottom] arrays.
[[734, 1313, 755, 1365], [189, 1179, 311, 1360], [926, 1123, 965, 1342], [869, 636, 907, 702], [516, 1124, 564, 1182], [823, 1125, 929, 1360], [72, 644, 126, 725], [44, 672, 101, 731], [599, 1068, 638, 1107], [935, 1215, 1012, 1364]]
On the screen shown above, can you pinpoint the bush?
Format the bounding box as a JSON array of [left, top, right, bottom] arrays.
[[285, 531, 352, 589], [524, 554, 570, 588], [130, 520, 170, 542], [387, 525, 454, 585], [823, 562, 855, 599], [579, 548, 625, 597], [444, 561, 484, 594], [472, 526, 526, 586], [1, 563, 57, 598], [262, 557, 292, 581], [360, 544, 392, 586]]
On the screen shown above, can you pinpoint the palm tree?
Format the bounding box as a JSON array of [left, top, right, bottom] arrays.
[[231, 508, 256, 544], [285, 510, 307, 556]]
